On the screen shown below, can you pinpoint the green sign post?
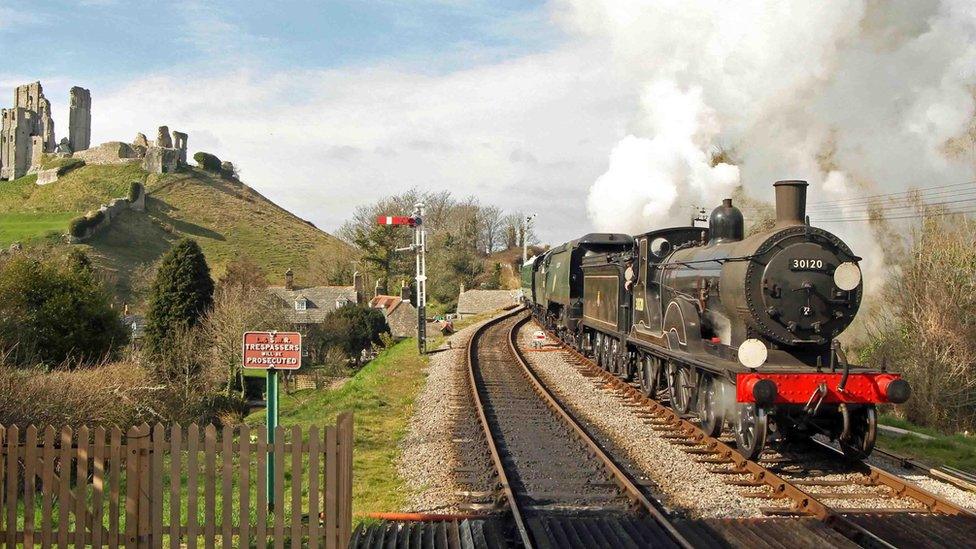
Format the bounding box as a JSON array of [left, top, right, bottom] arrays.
[[242, 330, 302, 513], [266, 368, 279, 511]]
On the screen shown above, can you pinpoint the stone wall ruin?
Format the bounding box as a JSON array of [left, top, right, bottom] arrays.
[[0, 81, 92, 180]]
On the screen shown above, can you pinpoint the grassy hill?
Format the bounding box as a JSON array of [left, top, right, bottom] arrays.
[[0, 161, 356, 305]]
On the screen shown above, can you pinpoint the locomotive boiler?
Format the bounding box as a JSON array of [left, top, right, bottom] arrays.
[[522, 180, 910, 460]]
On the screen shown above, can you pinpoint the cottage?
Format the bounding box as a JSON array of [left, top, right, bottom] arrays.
[[369, 290, 418, 339], [268, 269, 361, 325]]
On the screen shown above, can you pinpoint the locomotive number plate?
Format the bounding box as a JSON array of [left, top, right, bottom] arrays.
[[790, 258, 826, 271]]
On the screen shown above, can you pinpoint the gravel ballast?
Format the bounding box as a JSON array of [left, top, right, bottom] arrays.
[[397, 315, 498, 513], [516, 322, 769, 518]]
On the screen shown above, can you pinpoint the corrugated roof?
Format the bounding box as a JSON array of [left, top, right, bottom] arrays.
[[267, 285, 357, 324]]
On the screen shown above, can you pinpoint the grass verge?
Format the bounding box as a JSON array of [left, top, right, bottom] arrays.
[[246, 338, 427, 516], [0, 211, 79, 246], [878, 414, 976, 472]]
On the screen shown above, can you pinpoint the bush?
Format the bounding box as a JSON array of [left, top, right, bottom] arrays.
[[862, 212, 976, 432], [128, 181, 143, 201], [68, 216, 89, 237], [306, 305, 389, 366], [0, 251, 128, 367], [0, 361, 153, 428], [68, 210, 106, 238], [193, 151, 222, 172], [143, 239, 214, 361]]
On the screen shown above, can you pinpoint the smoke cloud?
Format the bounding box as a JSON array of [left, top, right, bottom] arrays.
[[566, 0, 976, 284]]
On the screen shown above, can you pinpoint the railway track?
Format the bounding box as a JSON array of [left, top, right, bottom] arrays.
[[537, 319, 976, 548], [467, 308, 692, 548]]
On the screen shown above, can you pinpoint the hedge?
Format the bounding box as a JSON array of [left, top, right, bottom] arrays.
[[68, 210, 106, 238]]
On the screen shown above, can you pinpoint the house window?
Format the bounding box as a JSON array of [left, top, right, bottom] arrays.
[[295, 298, 308, 311]]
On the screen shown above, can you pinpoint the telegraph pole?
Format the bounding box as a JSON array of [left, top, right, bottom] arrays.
[[522, 213, 536, 263]]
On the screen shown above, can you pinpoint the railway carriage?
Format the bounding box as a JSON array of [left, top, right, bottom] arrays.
[[522, 180, 911, 460]]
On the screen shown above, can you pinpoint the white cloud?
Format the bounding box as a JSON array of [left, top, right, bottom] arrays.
[[85, 43, 632, 243]]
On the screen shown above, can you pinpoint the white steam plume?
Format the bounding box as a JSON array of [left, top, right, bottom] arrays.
[[565, 0, 976, 289]]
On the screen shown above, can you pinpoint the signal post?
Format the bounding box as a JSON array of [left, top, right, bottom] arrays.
[[378, 203, 427, 354]]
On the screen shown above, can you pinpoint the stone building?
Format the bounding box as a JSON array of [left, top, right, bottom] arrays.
[[268, 269, 362, 326], [0, 81, 91, 180], [369, 293, 418, 339]]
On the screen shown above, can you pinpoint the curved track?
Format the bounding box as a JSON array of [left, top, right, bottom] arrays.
[[467, 309, 692, 548], [540, 319, 976, 548]]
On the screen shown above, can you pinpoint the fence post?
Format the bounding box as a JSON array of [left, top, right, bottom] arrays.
[[336, 413, 353, 547]]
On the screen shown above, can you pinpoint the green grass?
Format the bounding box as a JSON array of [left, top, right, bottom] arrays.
[[0, 211, 80, 246], [0, 164, 143, 214], [247, 338, 428, 516], [1, 162, 356, 305], [878, 414, 976, 472]]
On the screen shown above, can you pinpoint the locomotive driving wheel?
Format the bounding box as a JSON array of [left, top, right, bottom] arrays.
[[840, 406, 877, 459], [697, 375, 724, 437], [666, 361, 692, 414], [638, 355, 658, 396], [734, 404, 768, 460]]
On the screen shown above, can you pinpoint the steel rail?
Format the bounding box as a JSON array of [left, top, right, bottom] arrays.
[[505, 313, 694, 549], [536, 321, 902, 548], [465, 307, 534, 548]]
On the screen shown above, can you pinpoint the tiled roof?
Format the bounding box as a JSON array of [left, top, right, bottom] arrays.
[[268, 285, 358, 324], [456, 289, 519, 315], [369, 295, 403, 313]]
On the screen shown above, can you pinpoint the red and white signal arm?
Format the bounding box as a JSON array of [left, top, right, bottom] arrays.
[[242, 331, 303, 370], [377, 215, 417, 227]]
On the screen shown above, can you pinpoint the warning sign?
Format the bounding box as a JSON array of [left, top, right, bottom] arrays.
[[242, 331, 303, 370]]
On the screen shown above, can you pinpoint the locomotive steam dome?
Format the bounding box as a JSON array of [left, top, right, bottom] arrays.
[[708, 198, 744, 244]]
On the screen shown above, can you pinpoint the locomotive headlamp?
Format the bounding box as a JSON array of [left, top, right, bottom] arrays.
[[737, 339, 768, 369], [834, 262, 861, 291]]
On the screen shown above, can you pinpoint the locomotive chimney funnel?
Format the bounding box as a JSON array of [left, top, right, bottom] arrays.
[[773, 180, 808, 226]]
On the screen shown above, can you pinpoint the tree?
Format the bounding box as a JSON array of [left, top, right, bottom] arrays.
[[143, 239, 215, 361], [203, 282, 285, 397], [217, 256, 268, 294], [306, 305, 388, 366], [0, 251, 128, 367], [478, 205, 504, 254]]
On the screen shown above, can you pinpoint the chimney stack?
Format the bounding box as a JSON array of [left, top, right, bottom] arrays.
[[353, 271, 364, 304], [459, 283, 465, 295], [284, 268, 294, 290], [773, 180, 808, 226]]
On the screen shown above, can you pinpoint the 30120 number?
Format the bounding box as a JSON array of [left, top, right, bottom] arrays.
[[791, 258, 824, 270]]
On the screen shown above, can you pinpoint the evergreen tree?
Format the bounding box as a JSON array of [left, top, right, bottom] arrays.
[[143, 239, 214, 360], [0, 251, 128, 367]]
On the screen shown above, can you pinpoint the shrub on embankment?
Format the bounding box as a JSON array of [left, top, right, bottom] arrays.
[[860, 210, 976, 432]]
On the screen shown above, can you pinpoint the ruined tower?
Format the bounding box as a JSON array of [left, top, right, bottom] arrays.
[[68, 86, 91, 152], [1, 82, 56, 180]]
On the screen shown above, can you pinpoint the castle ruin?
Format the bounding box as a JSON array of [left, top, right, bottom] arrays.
[[0, 82, 91, 180]]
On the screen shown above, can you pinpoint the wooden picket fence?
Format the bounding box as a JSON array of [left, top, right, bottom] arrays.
[[0, 413, 353, 548]]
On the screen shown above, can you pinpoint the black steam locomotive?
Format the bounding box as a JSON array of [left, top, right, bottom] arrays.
[[521, 180, 910, 459]]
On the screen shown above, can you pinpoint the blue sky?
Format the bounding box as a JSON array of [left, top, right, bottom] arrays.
[[1, 1, 558, 81], [0, 0, 621, 243]]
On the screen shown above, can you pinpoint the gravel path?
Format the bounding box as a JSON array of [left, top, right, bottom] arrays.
[[516, 322, 769, 518], [397, 315, 498, 513]]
